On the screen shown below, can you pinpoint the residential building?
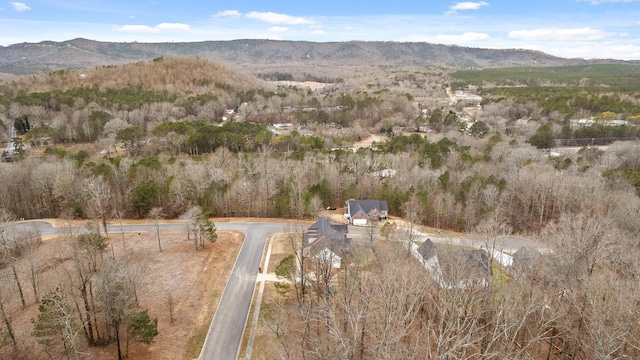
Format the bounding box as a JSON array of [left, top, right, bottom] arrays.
[[344, 199, 389, 226], [416, 240, 492, 289], [303, 217, 351, 268]]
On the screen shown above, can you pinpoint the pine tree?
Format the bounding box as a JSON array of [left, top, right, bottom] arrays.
[[32, 286, 81, 360], [126, 310, 158, 352]]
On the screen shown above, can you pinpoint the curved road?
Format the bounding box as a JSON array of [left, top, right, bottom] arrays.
[[6, 220, 287, 360], [5, 220, 543, 360], [198, 222, 286, 360]]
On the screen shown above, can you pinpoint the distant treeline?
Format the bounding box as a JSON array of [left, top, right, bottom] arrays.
[[258, 71, 344, 84], [452, 64, 640, 91]]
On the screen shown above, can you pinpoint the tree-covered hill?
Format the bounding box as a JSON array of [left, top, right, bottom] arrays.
[[2, 38, 632, 75]]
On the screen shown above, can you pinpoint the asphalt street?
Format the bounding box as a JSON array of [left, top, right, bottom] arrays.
[[4, 219, 542, 360], [198, 222, 286, 360], [4, 220, 287, 360]]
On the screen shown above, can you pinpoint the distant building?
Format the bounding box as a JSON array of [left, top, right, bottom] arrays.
[[273, 123, 293, 129], [344, 199, 389, 226], [371, 169, 397, 179], [569, 118, 629, 128]]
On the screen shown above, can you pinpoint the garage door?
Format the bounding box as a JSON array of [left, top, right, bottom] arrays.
[[353, 218, 367, 226]]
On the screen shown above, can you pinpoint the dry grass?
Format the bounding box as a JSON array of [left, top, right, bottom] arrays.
[[0, 227, 243, 360], [250, 286, 291, 360], [267, 232, 297, 273]]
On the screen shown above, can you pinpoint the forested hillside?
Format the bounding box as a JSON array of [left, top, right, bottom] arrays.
[[0, 38, 589, 75], [1, 57, 640, 359]]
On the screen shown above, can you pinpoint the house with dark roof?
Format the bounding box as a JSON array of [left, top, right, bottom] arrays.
[[344, 199, 389, 226], [416, 238, 439, 272], [511, 246, 533, 273], [415, 239, 492, 289], [438, 249, 492, 289], [303, 217, 351, 268], [416, 238, 437, 261], [510, 246, 561, 285]]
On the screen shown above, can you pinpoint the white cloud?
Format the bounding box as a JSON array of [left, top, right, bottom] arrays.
[[311, 30, 326, 35], [213, 10, 241, 18], [115, 23, 190, 33], [448, 1, 488, 12], [435, 32, 490, 43], [116, 25, 155, 33], [578, 0, 636, 4], [156, 23, 190, 30], [269, 26, 288, 32], [10, 2, 31, 12], [532, 41, 640, 60], [246, 11, 314, 25], [508, 27, 610, 41]]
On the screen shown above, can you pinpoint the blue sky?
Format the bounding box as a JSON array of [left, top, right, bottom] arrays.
[[1, 1, 640, 60]]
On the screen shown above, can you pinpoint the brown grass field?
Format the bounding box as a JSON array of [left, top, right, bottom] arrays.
[[0, 225, 243, 360]]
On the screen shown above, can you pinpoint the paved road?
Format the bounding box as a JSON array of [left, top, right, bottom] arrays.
[[348, 225, 546, 254], [6, 220, 542, 359], [199, 223, 286, 360], [5, 220, 287, 360]]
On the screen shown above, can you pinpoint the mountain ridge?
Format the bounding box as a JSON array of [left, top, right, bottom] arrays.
[[1, 38, 638, 74]]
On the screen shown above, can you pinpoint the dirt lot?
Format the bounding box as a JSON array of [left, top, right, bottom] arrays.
[[0, 225, 243, 360]]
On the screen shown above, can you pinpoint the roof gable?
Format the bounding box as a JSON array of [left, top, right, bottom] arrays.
[[308, 217, 348, 238], [347, 199, 389, 217], [304, 217, 351, 255], [417, 239, 437, 261]]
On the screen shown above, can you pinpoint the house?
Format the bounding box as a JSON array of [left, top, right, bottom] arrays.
[[344, 199, 389, 226], [371, 169, 397, 179], [416, 238, 437, 261], [569, 118, 629, 128], [511, 247, 561, 285], [415, 240, 492, 289], [416, 238, 439, 272], [438, 249, 492, 289], [303, 217, 351, 268]]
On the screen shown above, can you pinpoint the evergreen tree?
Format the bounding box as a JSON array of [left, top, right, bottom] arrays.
[[125, 310, 158, 357], [529, 122, 556, 149], [32, 286, 81, 359]]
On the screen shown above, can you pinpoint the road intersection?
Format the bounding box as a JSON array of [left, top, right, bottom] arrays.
[[5, 220, 287, 360], [5, 219, 543, 360]]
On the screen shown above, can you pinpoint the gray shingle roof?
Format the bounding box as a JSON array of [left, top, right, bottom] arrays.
[[417, 238, 437, 261], [346, 199, 389, 218], [438, 248, 492, 282], [303, 217, 351, 256]]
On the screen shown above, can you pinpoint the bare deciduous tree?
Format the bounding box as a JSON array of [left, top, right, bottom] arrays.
[[148, 207, 164, 252], [0, 210, 26, 308], [83, 176, 112, 237], [95, 258, 137, 360], [0, 275, 16, 351]]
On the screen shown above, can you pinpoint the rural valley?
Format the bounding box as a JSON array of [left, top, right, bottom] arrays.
[[1, 38, 640, 359]]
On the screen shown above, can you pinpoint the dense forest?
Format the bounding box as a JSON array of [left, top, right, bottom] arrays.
[[1, 57, 640, 359]]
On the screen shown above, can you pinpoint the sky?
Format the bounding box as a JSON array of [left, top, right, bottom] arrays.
[[1, 0, 640, 60]]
